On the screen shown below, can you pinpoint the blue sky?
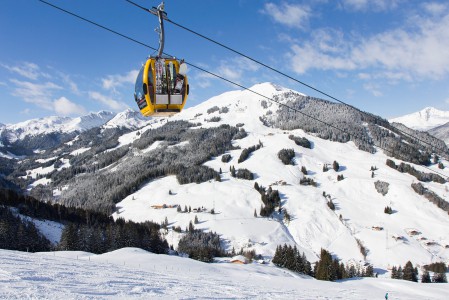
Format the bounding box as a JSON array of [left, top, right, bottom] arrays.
[[1, 0, 449, 124]]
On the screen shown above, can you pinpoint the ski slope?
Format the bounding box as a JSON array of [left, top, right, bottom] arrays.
[[0, 248, 447, 299]]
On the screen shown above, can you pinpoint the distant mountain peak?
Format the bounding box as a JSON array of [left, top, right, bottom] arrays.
[[419, 107, 443, 120], [104, 109, 148, 129], [390, 106, 449, 131], [248, 82, 302, 96]]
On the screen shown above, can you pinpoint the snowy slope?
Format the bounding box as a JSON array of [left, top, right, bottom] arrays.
[[428, 122, 449, 145], [390, 107, 449, 131], [0, 248, 447, 299], [110, 83, 449, 270]]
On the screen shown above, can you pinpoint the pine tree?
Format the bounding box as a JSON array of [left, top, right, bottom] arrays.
[[365, 265, 374, 277], [391, 266, 398, 279], [397, 266, 403, 279], [301, 252, 312, 276], [59, 223, 78, 251], [283, 209, 291, 223], [254, 182, 259, 191], [433, 272, 448, 283], [333, 160, 339, 172], [315, 248, 336, 281], [421, 270, 431, 283], [348, 265, 357, 278], [272, 245, 281, 266], [339, 262, 347, 279], [403, 261, 417, 282], [327, 200, 335, 210], [194, 215, 199, 224]]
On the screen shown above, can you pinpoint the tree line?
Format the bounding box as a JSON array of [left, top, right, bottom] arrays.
[[0, 188, 168, 254], [391, 261, 447, 283], [273, 246, 374, 281]]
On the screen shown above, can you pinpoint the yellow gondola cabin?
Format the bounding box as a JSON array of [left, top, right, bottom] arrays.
[[134, 57, 189, 117]]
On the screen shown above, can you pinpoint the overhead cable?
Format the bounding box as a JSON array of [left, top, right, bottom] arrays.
[[37, 0, 449, 179], [125, 0, 447, 157]]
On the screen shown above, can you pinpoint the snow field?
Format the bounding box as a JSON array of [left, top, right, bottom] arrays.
[[1, 248, 448, 299]]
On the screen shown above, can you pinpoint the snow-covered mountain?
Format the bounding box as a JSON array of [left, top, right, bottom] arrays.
[[0, 109, 151, 143], [5, 82, 449, 279], [109, 83, 449, 268], [103, 108, 148, 129], [0, 111, 115, 143], [0, 109, 151, 157], [390, 107, 449, 131]]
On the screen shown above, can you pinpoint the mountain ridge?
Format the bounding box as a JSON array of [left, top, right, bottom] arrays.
[[0, 109, 150, 157]]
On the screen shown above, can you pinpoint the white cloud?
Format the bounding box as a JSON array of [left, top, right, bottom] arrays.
[[10, 79, 62, 110], [195, 72, 214, 89], [363, 83, 383, 97], [217, 57, 259, 82], [358, 73, 371, 80], [53, 97, 86, 116], [193, 57, 260, 88], [9, 78, 85, 116], [261, 2, 311, 30], [2, 62, 49, 80], [20, 108, 31, 115], [102, 70, 139, 93], [88, 91, 128, 111], [58, 73, 80, 95], [341, 0, 403, 11], [287, 12, 449, 81], [422, 2, 448, 15]]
